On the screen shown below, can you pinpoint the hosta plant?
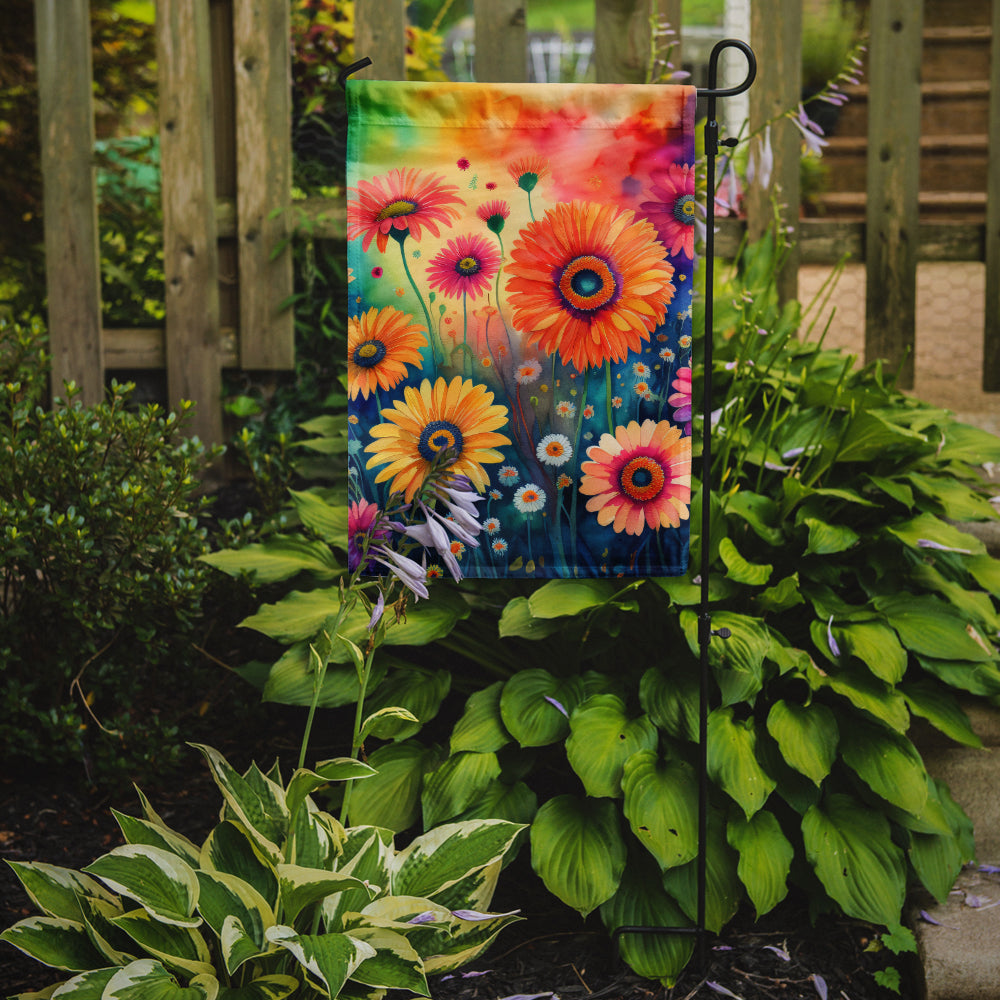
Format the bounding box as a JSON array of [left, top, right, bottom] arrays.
[[1, 744, 523, 999]]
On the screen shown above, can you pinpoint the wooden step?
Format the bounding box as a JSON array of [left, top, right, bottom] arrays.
[[812, 190, 987, 222], [922, 25, 993, 83], [921, 0, 992, 28], [833, 80, 991, 137], [822, 134, 989, 193]]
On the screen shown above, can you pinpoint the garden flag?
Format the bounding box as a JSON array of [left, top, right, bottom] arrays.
[[346, 80, 697, 579]]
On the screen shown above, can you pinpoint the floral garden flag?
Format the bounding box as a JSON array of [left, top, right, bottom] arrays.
[[346, 80, 697, 579]]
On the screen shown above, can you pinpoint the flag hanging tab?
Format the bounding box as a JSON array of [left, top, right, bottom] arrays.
[[346, 80, 697, 579]]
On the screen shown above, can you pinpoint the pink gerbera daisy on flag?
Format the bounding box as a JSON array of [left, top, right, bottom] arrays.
[[640, 162, 697, 259], [668, 366, 693, 433], [347, 167, 465, 253], [426, 233, 502, 301]]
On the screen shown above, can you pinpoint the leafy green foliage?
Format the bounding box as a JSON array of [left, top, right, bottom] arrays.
[[1, 745, 524, 997], [0, 318, 221, 783]]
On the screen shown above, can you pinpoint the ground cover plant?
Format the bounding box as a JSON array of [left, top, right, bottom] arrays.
[[205, 229, 1000, 987]]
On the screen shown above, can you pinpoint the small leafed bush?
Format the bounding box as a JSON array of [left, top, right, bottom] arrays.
[[0, 317, 219, 782], [1, 744, 524, 998]]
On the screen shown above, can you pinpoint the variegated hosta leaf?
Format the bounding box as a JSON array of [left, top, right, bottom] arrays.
[[214, 975, 299, 1000], [102, 958, 218, 999], [726, 810, 793, 917], [420, 751, 502, 829], [450, 681, 511, 754], [802, 793, 906, 926], [707, 707, 776, 819], [566, 695, 658, 799], [621, 751, 699, 871], [529, 795, 626, 917], [499, 669, 585, 747], [347, 741, 442, 833], [421, 907, 522, 975], [288, 802, 343, 870], [110, 908, 214, 979], [765, 700, 838, 786], [195, 871, 274, 974], [83, 846, 200, 928], [322, 829, 393, 931], [276, 864, 375, 925], [838, 718, 929, 817], [112, 810, 202, 868], [200, 822, 278, 910], [0, 916, 107, 971], [599, 854, 694, 987], [77, 894, 136, 966], [344, 926, 429, 995], [191, 745, 287, 863], [391, 820, 524, 901], [4, 862, 118, 922], [47, 966, 118, 997], [265, 926, 376, 998]]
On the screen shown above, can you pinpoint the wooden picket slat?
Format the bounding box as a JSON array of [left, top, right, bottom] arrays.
[[864, 0, 923, 390], [157, 0, 222, 445], [34, 0, 103, 405], [354, 0, 407, 81], [474, 0, 528, 83], [746, 0, 801, 305], [983, 0, 1000, 390], [233, 0, 294, 369]]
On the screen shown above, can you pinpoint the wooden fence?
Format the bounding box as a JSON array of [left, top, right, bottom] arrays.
[[33, 0, 1000, 445]]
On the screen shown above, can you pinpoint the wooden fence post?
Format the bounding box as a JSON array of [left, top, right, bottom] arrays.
[[864, 0, 923, 390], [233, 0, 294, 370], [474, 0, 527, 83], [746, 0, 801, 306], [354, 0, 407, 80], [983, 0, 1000, 391], [157, 0, 223, 445], [594, 0, 663, 84], [34, 0, 104, 405]]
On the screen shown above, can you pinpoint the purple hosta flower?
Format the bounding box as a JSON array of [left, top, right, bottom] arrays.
[[451, 908, 521, 921], [746, 125, 774, 190], [979, 864, 1000, 874], [791, 103, 828, 156], [371, 545, 429, 601], [368, 590, 385, 631], [544, 695, 569, 718], [407, 911, 438, 925], [706, 983, 742, 999], [827, 615, 841, 658], [811, 974, 828, 1000], [917, 538, 973, 555], [763, 944, 790, 962], [349, 499, 429, 600]]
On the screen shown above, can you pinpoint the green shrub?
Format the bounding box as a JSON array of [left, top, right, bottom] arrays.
[[1, 743, 524, 998], [0, 317, 221, 783]]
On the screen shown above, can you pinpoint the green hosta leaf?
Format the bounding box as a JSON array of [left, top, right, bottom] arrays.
[[264, 926, 375, 997], [393, 820, 524, 900], [866, 474, 914, 509], [802, 793, 906, 926], [363, 667, 451, 740], [450, 682, 511, 754], [497, 596, 564, 639], [200, 536, 340, 584], [565, 695, 658, 798], [346, 926, 428, 994], [916, 655, 1000, 697], [0, 916, 107, 971], [190, 746, 287, 863], [811, 662, 910, 732], [112, 812, 201, 868], [599, 854, 694, 987], [453, 779, 538, 827], [277, 865, 374, 925], [707, 708, 776, 818], [359, 706, 421, 742], [661, 812, 741, 933], [260, 643, 384, 709], [718, 537, 772, 586], [803, 517, 859, 556], [839, 718, 929, 816], [875, 594, 995, 662], [200, 822, 278, 910], [83, 846, 200, 928], [216, 976, 299, 1000], [680, 610, 770, 706], [340, 592, 469, 651], [885, 511, 985, 556], [639, 664, 699, 742], [5, 862, 118, 923], [288, 488, 348, 544], [530, 795, 626, 917], [911, 562, 1000, 633], [421, 751, 502, 828], [835, 410, 927, 463], [724, 490, 784, 545], [111, 908, 214, 978], [654, 572, 737, 606], [527, 578, 622, 617], [195, 871, 273, 974], [499, 670, 584, 747], [285, 760, 376, 823], [755, 573, 805, 614], [901, 680, 982, 748], [836, 621, 907, 684], [967, 553, 1000, 597], [906, 472, 998, 521], [347, 740, 442, 832], [935, 421, 1000, 464], [765, 700, 838, 786], [909, 827, 965, 905], [621, 751, 698, 871], [103, 959, 218, 1000], [727, 811, 793, 918]]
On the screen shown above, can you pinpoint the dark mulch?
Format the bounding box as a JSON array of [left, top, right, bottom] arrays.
[[1, 747, 916, 1000]]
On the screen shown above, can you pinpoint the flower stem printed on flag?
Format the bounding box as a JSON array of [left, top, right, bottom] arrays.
[[347, 80, 697, 579]]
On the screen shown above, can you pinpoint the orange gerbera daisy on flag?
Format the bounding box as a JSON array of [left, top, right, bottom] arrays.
[[505, 201, 676, 371], [365, 376, 512, 501], [347, 306, 426, 401], [579, 419, 690, 535], [347, 167, 465, 253]]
